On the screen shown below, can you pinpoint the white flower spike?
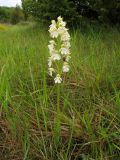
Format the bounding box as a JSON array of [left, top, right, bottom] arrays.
[[48, 16, 71, 84]]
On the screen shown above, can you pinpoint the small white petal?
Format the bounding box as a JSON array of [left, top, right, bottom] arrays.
[[62, 41, 71, 48], [54, 74, 62, 83], [49, 40, 56, 44], [52, 54, 61, 61], [48, 44, 54, 51], [61, 32, 70, 41], [57, 27, 67, 35], [48, 68, 55, 76], [60, 47, 70, 55], [63, 62, 70, 72], [48, 57, 52, 67], [51, 20, 56, 24], [57, 16, 63, 22], [51, 31, 59, 38]]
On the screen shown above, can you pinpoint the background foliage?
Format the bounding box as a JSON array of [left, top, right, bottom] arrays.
[[11, 5, 24, 24], [0, 6, 24, 24], [22, 0, 120, 26], [0, 1, 119, 26], [0, 7, 13, 23]]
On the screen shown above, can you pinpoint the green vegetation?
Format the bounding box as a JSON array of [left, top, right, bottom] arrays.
[[0, 23, 120, 159], [0, 6, 24, 24], [0, 7, 14, 23], [10, 6, 24, 24], [0, 23, 9, 30], [22, 0, 120, 25]]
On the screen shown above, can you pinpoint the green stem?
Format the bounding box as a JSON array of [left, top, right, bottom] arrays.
[[54, 83, 61, 146], [57, 84, 60, 114]]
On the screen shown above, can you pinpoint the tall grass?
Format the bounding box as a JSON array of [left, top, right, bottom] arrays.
[[0, 23, 120, 160]]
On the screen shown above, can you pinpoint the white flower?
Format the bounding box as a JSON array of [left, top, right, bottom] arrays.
[[57, 16, 63, 22], [60, 47, 70, 55], [48, 43, 54, 53], [66, 55, 71, 62], [60, 21, 66, 27], [62, 41, 71, 48], [51, 31, 59, 38], [54, 74, 62, 83], [63, 62, 70, 72], [48, 40, 57, 55], [57, 27, 68, 35], [48, 16, 71, 84], [61, 32, 70, 41], [49, 20, 59, 38], [48, 57, 52, 67], [52, 54, 61, 61], [49, 20, 56, 28], [51, 20, 56, 24], [58, 16, 66, 27], [48, 68, 55, 76], [57, 27, 64, 35], [49, 40, 56, 44], [49, 21, 56, 32]]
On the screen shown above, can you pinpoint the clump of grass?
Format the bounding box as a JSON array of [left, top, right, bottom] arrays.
[[0, 23, 120, 160]]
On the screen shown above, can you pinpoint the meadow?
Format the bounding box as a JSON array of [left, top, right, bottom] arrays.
[[0, 23, 120, 160]]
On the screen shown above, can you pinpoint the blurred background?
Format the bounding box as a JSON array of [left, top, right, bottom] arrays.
[[0, 0, 119, 26]]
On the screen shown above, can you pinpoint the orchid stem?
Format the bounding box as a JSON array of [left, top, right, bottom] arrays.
[[57, 84, 60, 114]]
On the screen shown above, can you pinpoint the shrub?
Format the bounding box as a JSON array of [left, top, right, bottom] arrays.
[[10, 5, 24, 24], [0, 7, 13, 23], [22, 0, 120, 26]]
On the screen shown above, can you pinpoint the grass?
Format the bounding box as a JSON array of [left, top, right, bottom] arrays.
[[0, 23, 120, 160], [0, 23, 9, 30]]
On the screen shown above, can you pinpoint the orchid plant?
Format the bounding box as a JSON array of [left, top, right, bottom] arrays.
[[48, 16, 71, 84], [48, 16, 71, 144]]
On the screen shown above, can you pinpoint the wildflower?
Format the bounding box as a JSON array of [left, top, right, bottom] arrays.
[[48, 44, 54, 54], [57, 16, 63, 22], [58, 16, 66, 27], [49, 40, 56, 44], [63, 62, 70, 72], [48, 40, 57, 56], [57, 27, 65, 35], [48, 57, 52, 67], [54, 74, 62, 84], [49, 20, 58, 38], [48, 16, 71, 83], [62, 41, 71, 48], [61, 32, 70, 41], [49, 68, 55, 76], [60, 47, 70, 55], [51, 54, 61, 61]]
